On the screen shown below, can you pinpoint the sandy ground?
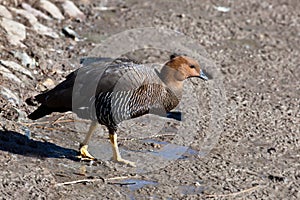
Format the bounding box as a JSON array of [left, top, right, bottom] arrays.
[[0, 0, 299, 199]]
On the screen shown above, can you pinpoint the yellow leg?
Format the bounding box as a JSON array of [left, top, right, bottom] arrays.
[[109, 133, 136, 167], [78, 121, 98, 160]]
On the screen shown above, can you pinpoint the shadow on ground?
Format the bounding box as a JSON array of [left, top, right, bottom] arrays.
[[0, 130, 78, 160]]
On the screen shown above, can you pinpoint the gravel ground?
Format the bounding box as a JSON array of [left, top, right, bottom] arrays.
[[0, 0, 299, 199]]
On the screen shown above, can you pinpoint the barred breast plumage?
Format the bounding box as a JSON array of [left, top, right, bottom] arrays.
[[26, 54, 208, 166], [94, 63, 181, 131]]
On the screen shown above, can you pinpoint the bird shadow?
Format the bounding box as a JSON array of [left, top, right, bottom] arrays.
[[0, 129, 79, 161]]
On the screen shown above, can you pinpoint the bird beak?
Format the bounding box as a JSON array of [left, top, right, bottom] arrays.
[[199, 70, 208, 81]]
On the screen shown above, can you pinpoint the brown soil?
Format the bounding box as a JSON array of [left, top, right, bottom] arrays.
[[0, 0, 299, 199]]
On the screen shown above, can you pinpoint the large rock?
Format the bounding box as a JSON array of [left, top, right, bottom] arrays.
[[0, 86, 20, 106], [0, 5, 12, 19], [9, 7, 59, 38], [39, 0, 65, 20], [0, 17, 26, 47], [62, 1, 86, 21], [0, 65, 22, 84], [0, 60, 35, 79], [12, 51, 38, 70], [21, 2, 52, 21]]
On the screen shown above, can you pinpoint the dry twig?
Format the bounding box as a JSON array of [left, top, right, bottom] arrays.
[[55, 175, 132, 186], [120, 133, 175, 141], [55, 178, 104, 186]]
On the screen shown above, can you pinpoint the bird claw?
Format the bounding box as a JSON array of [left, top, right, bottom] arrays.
[[78, 145, 96, 161], [114, 157, 136, 167]]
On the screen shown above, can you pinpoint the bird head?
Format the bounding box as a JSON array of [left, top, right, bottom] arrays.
[[164, 54, 208, 81]]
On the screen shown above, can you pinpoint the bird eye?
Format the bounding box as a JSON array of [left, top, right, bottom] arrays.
[[190, 65, 195, 69]]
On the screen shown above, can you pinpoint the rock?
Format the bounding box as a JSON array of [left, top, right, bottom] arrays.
[[0, 65, 22, 84], [0, 60, 35, 79], [21, 2, 52, 21], [42, 78, 55, 88], [62, 0, 86, 21], [9, 7, 59, 39], [62, 26, 80, 41], [22, 126, 31, 139], [0, 86, 20, 106], [213, 6, 231, 12], [0, 17, 26, 47], [194, 182, 201, 187], [0, 5, 12, 19], [11, 51, 38, 69], [39, 0, 65, 20], [32, 21, 59, 38], [93, 6, 118, 11], [9, 7, 37, 24]]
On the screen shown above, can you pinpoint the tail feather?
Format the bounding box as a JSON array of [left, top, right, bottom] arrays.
[[27, 105, 53, 120]]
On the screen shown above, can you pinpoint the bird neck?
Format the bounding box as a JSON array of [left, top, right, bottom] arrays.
[[159, 65, 184, 100]]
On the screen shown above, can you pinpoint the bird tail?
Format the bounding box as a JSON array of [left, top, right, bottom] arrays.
[[27, 105, 53, 120]]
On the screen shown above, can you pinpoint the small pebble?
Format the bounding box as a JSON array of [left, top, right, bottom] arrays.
[[213, 6, 231, 12], [195, 182, 201, 187], [62, 26, 80, 41], [42, 78, 55, 88]]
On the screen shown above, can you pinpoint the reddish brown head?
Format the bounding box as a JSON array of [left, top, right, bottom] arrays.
[[163, 54, 208, 82]]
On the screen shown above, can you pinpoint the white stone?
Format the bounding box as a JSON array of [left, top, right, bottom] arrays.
[[0, 60, 34, 79], [62, 0, 85, 21], [213, 6, 231, 12], [0, 65, 22, 84], [9, 7, 59, 38], [0, 5, 12, 19], [39, 0, 65, 20], [21, 2, 52, 21], [42, 78, 55, 88], [0, 86, 20, 106], [0, 17, 26, 47], [12, 51, 37, 69]]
